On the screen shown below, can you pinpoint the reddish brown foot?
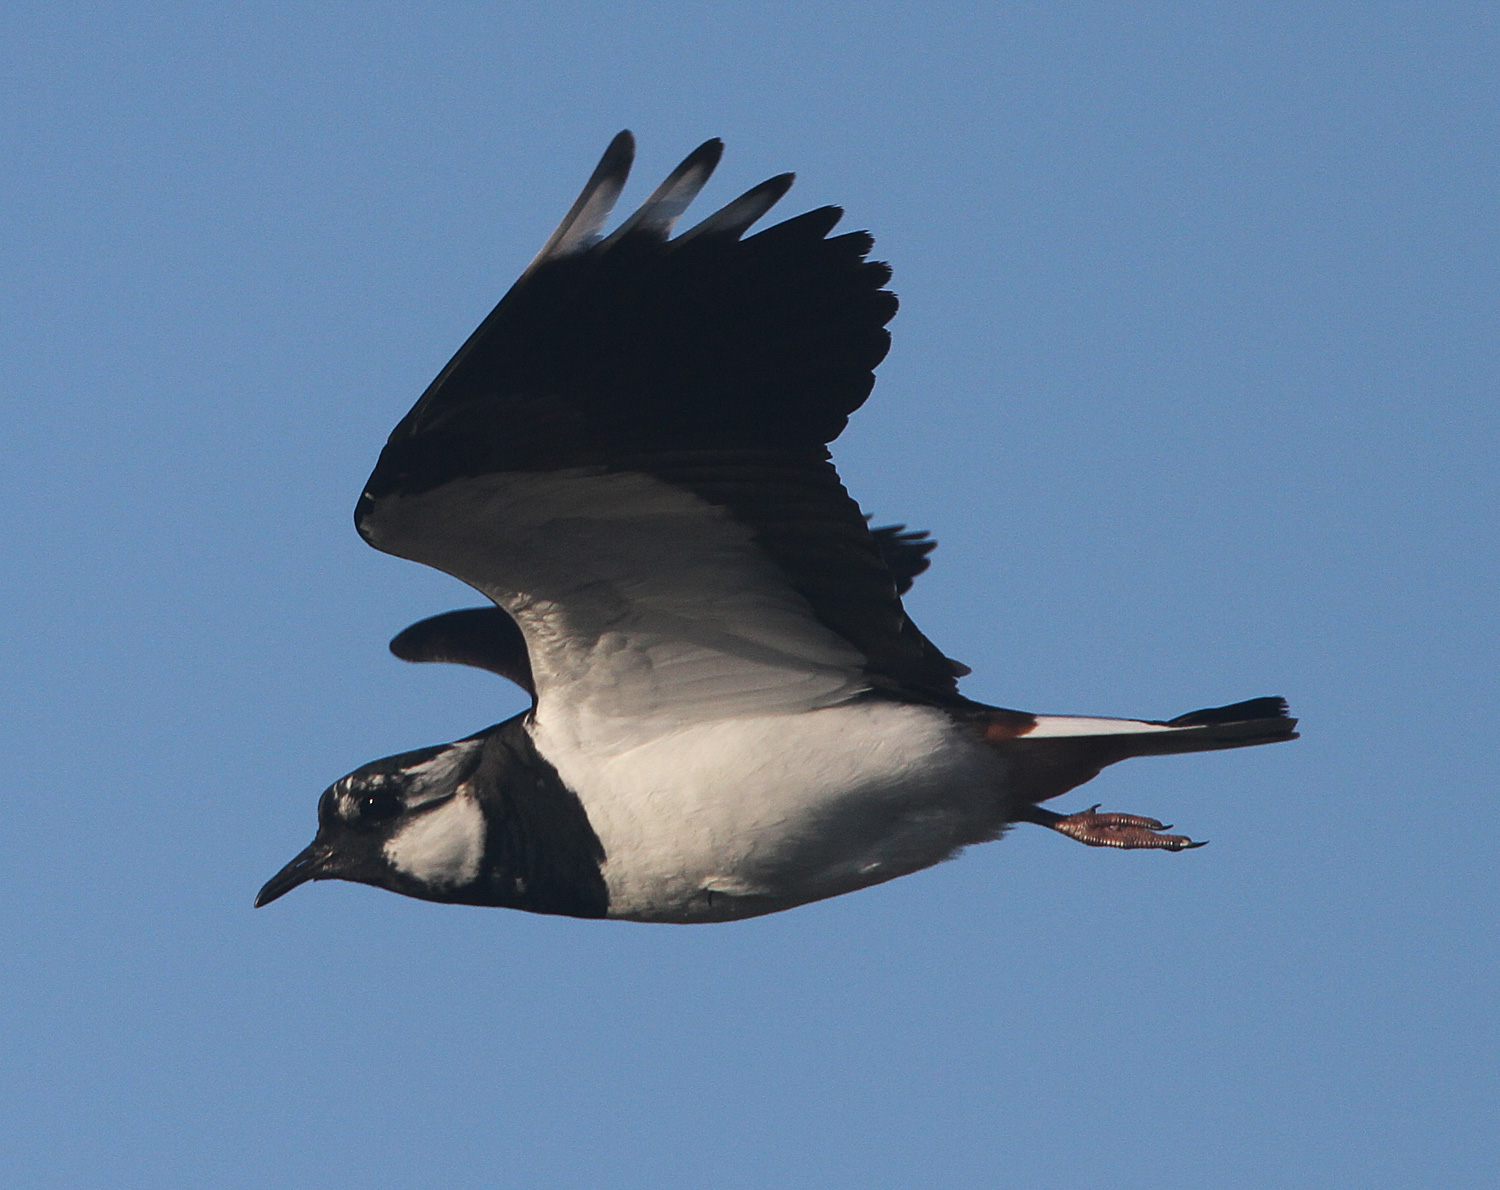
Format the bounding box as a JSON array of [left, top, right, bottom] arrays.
[[1018, 804, 1206, 850]]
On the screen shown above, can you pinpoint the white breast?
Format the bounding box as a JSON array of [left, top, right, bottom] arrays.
[[530, 700, 1012, 922]]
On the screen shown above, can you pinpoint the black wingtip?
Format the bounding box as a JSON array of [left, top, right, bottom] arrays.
[[659, 137, 724, 188], [688, 136, 725, 165], [604, 129, 636, 163], [676, 172, 797, 243], [592, 131, 637, 195], [586, 131, 636, 195], [748, 204, 844, 243]]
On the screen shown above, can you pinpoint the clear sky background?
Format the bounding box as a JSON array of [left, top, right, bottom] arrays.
[[2, 4, 1495, 1187]]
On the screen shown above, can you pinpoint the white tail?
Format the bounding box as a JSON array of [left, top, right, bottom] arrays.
[[1024, 696, 1298, 756], [987, 697, 1298, 805]]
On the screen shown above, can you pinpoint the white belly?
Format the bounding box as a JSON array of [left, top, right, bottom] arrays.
[[529, 700, 1013, 922]]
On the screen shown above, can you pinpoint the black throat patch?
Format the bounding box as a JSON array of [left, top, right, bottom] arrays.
[[468, 716, 609, 918]]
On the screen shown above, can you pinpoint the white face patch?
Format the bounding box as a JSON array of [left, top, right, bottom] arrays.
[[382, 791, 485, 889]]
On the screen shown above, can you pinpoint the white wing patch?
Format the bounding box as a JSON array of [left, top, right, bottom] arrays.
[[361, 469, 870, 754]]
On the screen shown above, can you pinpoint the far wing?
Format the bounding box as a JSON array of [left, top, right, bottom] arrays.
[[390, 607, 534, 695]]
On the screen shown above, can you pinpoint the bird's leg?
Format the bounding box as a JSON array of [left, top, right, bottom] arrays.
[[1013, 803, 1206, 851]]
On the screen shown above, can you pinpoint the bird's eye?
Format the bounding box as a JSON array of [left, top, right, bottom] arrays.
[[357, 790, 401, 821]]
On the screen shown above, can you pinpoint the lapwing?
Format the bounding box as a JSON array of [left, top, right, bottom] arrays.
[[257, 133, 1297, 921]]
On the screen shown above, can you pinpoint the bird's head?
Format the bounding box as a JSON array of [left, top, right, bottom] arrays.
[[255, 736, 489, 908]]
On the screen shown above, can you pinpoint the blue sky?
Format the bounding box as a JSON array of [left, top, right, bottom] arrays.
[[2, 4, 1495, 1187]]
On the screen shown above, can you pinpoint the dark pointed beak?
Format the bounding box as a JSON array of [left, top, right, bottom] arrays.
[[255, 838, 335, 907]]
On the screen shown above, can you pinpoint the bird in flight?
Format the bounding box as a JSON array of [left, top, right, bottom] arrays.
[[256, 133, 1297, 922]]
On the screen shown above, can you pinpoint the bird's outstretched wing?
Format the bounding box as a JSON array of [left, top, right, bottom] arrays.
[[357, 133, 964, 753], [386, 522, 962, 695]]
